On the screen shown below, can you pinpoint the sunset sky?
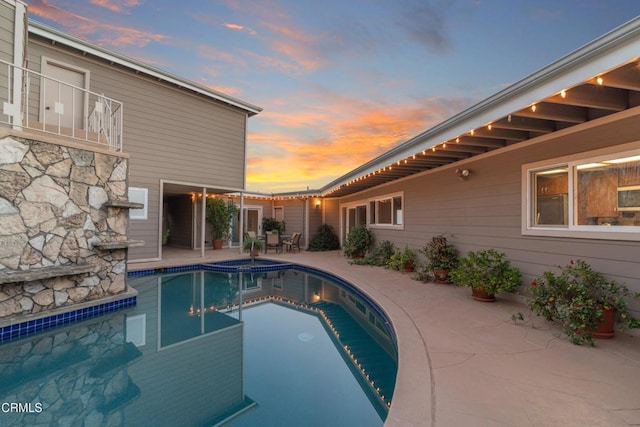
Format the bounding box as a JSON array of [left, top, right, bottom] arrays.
[[27, 0, 640, 193]]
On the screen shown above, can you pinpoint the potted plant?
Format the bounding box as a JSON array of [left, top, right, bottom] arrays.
[[528, 259, 640, 345], [206, 197, 233, 249], [421, 235, 458, 284], [352, 240, 396, 266], [262, 217, 286, 234], [243, 236, 264, 257], [387, 246, 416, 272], [450, 249, 521, 301], [343, 225, 373, 259]]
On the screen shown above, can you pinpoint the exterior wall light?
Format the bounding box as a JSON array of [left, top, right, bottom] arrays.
[[455, 168, 471, 180]]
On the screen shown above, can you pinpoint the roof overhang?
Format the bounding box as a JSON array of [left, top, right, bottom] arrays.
[[318, 16, 640, 198], [27, 20, 263, 117]]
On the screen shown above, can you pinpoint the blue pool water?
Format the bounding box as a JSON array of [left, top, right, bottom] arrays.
[[0, 265, 397, 426]]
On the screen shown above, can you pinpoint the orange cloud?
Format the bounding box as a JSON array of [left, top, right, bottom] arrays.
[[245, 93, 467, 192], [29, 0, 168, 48], [89, 0, 141, 13]]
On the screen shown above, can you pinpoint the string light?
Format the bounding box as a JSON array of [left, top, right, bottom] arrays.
[[560, 89, 567, 98], [531, 104, 537, 112], [596, 76, 604, 85]]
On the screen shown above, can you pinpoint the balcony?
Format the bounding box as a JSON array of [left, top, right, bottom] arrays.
[[0, 59, 123, 152]]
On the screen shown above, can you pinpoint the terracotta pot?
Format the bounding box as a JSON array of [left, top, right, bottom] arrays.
[[250, 248, 260, 257], [591, 307, 616, 339], [471, 288, 496, 302], [433, 269, 451, 284], [213, 239, 224, 250]]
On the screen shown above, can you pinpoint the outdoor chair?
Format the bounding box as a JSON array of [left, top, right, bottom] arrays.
[[264, 231, 281, 253], [283, 232, 301, 253]]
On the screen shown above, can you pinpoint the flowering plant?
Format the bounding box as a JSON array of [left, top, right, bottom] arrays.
[[528, 259, 640, 345]]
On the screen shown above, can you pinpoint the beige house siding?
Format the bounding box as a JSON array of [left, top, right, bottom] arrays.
[[279, 199, 306, 247], [27, 37, 250, 260], [307, 198, 324, 248], [338, 109, 640, 293], [322, 198, 341, 236], [0, 1, 15, 64]]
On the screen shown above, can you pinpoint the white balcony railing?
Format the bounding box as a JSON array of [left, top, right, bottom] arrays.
[[0, 59, 123, 152]]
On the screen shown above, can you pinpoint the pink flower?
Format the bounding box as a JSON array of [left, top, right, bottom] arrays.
[[570, 260, 574, 265], [531, 281, 537, 287]]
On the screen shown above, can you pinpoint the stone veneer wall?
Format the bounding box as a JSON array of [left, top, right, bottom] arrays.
[[0, 135, 131, 319]]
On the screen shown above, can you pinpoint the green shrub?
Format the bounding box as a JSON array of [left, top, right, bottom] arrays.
[[343, 226, 373, 258], [386, 246, 416, 272], [308, 224, 340, 251], [352, 240, 396, 266], [450, 249, 521, 295]]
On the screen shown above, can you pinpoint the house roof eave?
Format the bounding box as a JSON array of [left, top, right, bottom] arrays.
[[317, 16, 640, 198]]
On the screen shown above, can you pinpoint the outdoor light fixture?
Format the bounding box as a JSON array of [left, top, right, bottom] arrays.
[[315, 199, 321, 208], [455, 168, 471, 180]]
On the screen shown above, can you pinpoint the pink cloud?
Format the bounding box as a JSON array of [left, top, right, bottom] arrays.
[[89, 0, 141, 13], [29, 0, 168, 48], [224, 22, 257, 36]]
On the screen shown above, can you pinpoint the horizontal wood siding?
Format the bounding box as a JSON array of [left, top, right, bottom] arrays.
[[28, 38, 250, 260], [339, 111, 640, 299], [280, 199, 306, 246], [307, 200, 324, 248], [323, 198, 341, 234], [0, 1, 14, 64]]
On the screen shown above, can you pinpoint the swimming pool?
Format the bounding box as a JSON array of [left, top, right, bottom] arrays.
[[0, 263, 397, 426]]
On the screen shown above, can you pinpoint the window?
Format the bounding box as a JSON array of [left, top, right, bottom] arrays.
[[274, 206, 284, 222], [523, 147, 640, 240], [370, 193, 403, 228], [128, 187, 148, 220]]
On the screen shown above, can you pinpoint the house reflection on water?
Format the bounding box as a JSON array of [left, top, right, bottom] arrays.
[[0, 268, 397, 426]]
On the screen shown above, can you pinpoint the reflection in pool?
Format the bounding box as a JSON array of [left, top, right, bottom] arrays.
[[0, 267, 397, 426]]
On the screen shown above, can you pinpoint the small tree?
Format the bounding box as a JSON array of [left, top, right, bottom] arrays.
[[206, 198, 233, 241]]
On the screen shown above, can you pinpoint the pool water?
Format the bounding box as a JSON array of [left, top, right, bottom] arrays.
[[0, 267, 397, 426]]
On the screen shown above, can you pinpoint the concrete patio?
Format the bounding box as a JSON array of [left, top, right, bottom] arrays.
[[130, 248, 640, 426]]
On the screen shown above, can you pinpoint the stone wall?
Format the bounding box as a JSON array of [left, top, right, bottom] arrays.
[[0, 135, 132, 319]]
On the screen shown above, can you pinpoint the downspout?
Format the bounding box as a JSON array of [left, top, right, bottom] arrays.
[[239, 192, 245, 254], [304, 198, 309, 250], [201, 187, 207, 258]]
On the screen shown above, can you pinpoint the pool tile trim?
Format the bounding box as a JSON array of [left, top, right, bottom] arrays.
[[0, 296, 137, 344]]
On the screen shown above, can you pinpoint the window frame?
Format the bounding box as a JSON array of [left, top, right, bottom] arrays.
[[128, 187, 148, 220], [522, 144, 640, 241], [369, 191, 404, 229]]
